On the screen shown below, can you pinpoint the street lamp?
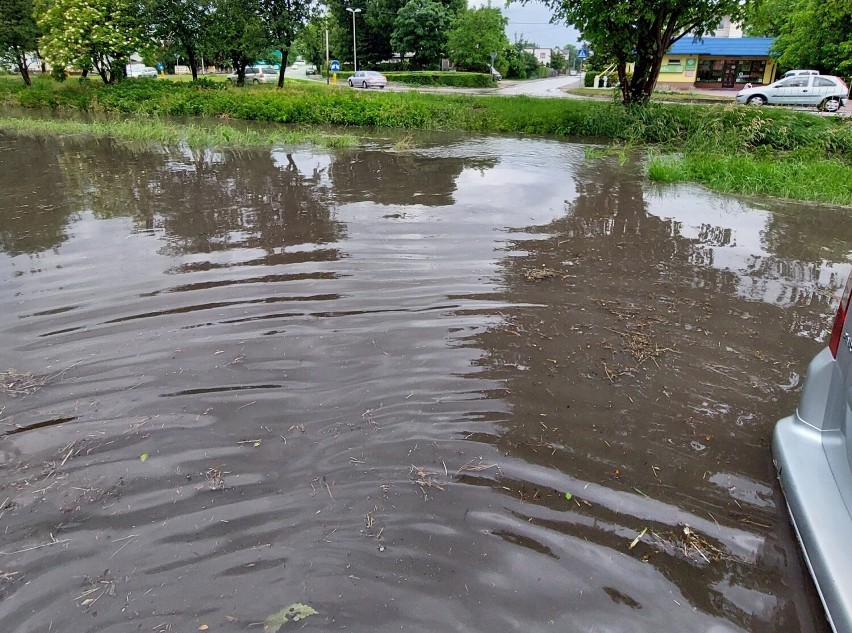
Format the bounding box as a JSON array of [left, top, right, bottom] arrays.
[[346, 7, 362, 72]]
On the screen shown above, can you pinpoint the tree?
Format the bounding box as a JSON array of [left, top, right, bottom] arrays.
[[0, 0, 40, 85], [549, 49, 567, 72], [260, 0, 314, 88], [209, 0, 268, 85], [296, 14, 330, 75], [37, 0, 149, 83], [504, 41, 539, 78], [741, 0, 787, 36], [532, 0, 746, 105], [562, 42, 577, 70], [770, 0, 851, 77], [390, 0, 450, 69], [446, 5, 508, 72], [147, 0, 213, 81]]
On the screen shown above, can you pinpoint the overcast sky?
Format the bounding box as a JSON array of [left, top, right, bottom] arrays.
[[470, 2, 581, 49]]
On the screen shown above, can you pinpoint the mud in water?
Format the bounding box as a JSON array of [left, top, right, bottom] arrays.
[[1, 130, 850, 633]]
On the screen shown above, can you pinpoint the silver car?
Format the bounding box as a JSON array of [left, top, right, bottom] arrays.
[[736, 74, 848, 112], [227, 65, 279, 84], [348, 70, 387, 89], [774, 270, 852, 633]]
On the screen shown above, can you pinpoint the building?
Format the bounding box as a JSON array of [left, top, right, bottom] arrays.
[[657, 37, 777, 90], [523, 48, 552, 67]]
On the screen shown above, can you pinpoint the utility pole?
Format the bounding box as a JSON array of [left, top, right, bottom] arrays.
[[346, 7, 362, 72], [325, 17, 330, 84]]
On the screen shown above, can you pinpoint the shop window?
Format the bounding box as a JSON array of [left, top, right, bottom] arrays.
[[697, 59, 724, 82], [735, 60, 766, 84]]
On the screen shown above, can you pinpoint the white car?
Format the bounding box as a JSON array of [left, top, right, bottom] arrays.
[[781, 69, 819, 79], [127, 64, 157, 78], [227, 65, 279, 84], [736, 75, 848, 112], [348, 70, 387, 89], [774, 269, 852, 633]]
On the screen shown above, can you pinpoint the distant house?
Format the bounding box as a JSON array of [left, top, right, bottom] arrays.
[[523, 48, 552, 66], [658, 37, 777, 90]]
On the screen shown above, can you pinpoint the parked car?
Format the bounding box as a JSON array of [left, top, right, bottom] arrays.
[[348, 70, 387, 89], [226, 65, 279, 84], [127, 64, 157, 78], [490, 66, 502, 81], [782, 69, 819, 79], [305, 65, 317, 76], [774, 269, 852, 633], [736, 74, 848, 112]]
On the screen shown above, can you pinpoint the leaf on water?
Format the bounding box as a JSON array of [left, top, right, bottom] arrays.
[[140, 453, 149, 462], [254, 440, 262, 447], [264, 603, 318, 632], [564, 492, 573, 501], [198, 625, 209, 631], [629, 527, 648, 550]]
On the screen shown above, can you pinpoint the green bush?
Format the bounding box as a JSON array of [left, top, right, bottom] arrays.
[[383, 71, 494, 88], [1, 76, 849, 160]]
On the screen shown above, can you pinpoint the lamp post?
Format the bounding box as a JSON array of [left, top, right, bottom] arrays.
[[346, 7, 362, 72]]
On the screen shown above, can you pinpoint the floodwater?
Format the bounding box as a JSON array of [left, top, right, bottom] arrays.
[[1, 130, 850, 633]]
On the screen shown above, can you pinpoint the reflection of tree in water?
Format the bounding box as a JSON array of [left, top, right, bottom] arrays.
[[49, 142, 346, 262], [465, 158, 834, 631], [329, 149, 496, 207], [0, 137, 77, 256]]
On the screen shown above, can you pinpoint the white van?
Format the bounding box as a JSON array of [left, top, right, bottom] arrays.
[[782, 69, 819, 79]]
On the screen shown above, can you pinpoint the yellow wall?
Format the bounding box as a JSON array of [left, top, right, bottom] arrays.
[[655, 55, 777, 89], [656, 54, 700, 86]]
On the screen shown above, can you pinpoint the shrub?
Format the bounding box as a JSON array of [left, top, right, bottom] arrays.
[[383, 71, 494, 88]]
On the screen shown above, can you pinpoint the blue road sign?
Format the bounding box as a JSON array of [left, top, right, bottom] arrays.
[[330, 60, 341, 72], [577, 49, 589, 60]]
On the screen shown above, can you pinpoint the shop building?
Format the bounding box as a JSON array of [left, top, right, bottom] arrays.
[[657, 37, 777, 90]]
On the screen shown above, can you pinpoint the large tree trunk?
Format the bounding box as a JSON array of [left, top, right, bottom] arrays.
[[232, 56, 248, 86], [617, 11, 680, 106], [277, 48, 289, 89], [188, 48, 199, 81], [15, 51, 31, 86]]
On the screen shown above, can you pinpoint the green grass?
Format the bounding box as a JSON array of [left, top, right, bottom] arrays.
[[567, 87, 735, 104], [0, 114, 359, 149], [2, 75, 850, 205], [647, 153, 852, 206]]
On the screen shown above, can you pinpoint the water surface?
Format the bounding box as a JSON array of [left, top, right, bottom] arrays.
[[1, 131, 850, 633]]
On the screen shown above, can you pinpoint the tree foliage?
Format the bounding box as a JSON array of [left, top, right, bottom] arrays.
[[37, 0, 149, 83], [0, 0, 40, 85], [391, 0, 450, 69], [209, 0, 268, 85], [146, 0, 212, 81], [260, 0, 314, 87], [533, 0, 746, 104], [504, 41, 539, 79], [446, 6, 508, 71], [771, 0, 851, 77]]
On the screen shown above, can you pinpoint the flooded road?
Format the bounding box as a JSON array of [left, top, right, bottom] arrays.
[[1, 130, 850, 633]]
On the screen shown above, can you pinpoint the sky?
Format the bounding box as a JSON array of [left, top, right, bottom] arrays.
[[471, 2, 581, 49]]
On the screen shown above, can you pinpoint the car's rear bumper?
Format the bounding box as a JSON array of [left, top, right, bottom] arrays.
[[773, 377, 852, 633]]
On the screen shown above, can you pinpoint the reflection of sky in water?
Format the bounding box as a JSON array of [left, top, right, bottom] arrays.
[[646, 184, 852, 308]]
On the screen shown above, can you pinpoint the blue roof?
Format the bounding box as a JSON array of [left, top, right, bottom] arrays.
[[668, 37, 775, 57]]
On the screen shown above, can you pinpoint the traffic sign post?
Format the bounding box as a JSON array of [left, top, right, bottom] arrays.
[[575, 49, 589, 74], [330, 60, 340, 84]]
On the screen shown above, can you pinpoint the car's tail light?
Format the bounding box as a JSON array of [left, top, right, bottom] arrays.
[[828, 271, 852, 358]]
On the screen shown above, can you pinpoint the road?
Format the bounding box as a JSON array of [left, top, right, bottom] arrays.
[[495, 74, 583, 97]]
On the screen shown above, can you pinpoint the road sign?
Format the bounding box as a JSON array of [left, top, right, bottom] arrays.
[[577, 49, 589, 60], [330, 60, 341, 72]]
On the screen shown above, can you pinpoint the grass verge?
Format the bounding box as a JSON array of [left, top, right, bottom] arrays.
[[2, 76, 851, 205], [567, 87, 736, 104], [0, 114, 359, 149], [647, 153, 852, 207]]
